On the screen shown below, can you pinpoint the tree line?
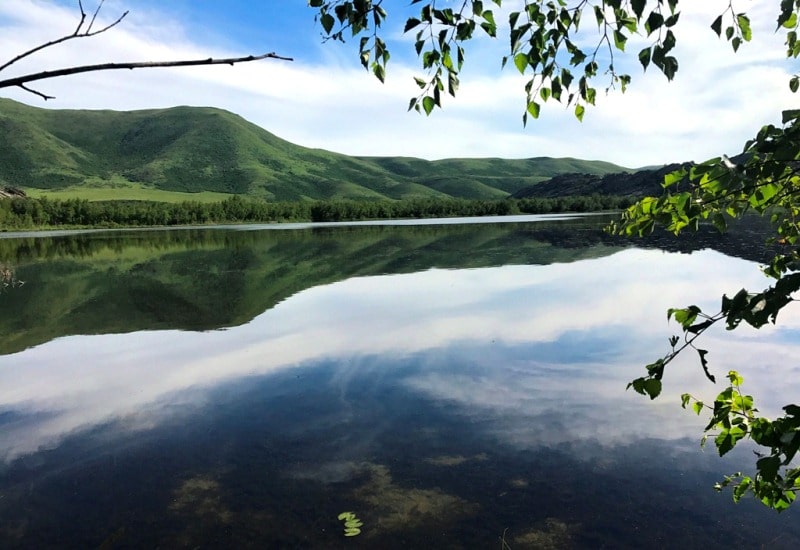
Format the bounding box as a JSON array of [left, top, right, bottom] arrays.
[[0, 194, 634, 230]]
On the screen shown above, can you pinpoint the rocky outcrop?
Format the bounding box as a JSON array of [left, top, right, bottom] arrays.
[[512, 163, 691, 199], [0, 187, 26, 199]]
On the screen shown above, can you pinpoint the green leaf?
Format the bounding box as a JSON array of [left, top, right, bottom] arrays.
[[687, 320, 712, 334], [665, 13, 680, 27], [711, 212, 727, 233], [737, 14, 752, 41], [514, 52, 528, 74], [321, 13, 335, 34], [711, 15, 723, 36], [715, 425, 746, 456], [727, 370, 744, 386], [757, 455, 781, 481], [574, 103, 585, 122], [660, 56, 679, 80], [631, 0, 646, 20], [638, 47, 651, 70], [540, 87, 551, 101], [643, 378, 662, 400], [781, 109, 800, 124], [593, 5, 605, 26], [733, 477, 752, 502], [345, 520, 364, 528], [372, 63, 386, 83], [692, 401, 704, 415], [613, 30, 627, 51], [663, 167, 687, 187], [527, 101, 540, 119], [422, 96, 435, 115], [404, 17, 422, 32], [646, 11, 664, 35], [784, 404, 800, 417], [669, 305, 700, 328], [697, 349, 716, 383]]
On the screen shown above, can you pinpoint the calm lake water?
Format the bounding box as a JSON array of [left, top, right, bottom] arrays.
[[1, 214, 799, 548]]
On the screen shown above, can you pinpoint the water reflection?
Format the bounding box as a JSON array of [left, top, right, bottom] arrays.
[[1, 217, 799, 547]]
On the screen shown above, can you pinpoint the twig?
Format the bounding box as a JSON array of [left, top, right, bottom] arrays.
[[75, 0, 87, 35], [17, 83, 55, 100], [86, 0, 105, 34]]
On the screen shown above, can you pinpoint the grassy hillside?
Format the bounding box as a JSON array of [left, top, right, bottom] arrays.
[[0, 98, 628, 201]]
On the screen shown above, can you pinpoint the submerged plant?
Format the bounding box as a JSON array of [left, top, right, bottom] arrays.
[[337, 511, 363, 537], [0, 264, 23, 291]]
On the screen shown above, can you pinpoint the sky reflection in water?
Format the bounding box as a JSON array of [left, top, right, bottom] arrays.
[[1, 222, 800, 547], [3, 248, 799, 459]]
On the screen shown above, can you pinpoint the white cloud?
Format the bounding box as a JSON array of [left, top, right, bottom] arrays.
[[0, 1, 796, 166]]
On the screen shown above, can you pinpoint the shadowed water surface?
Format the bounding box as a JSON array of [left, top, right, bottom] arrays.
[[1, 214, 799, 548]]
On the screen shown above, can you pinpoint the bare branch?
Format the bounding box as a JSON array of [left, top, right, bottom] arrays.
[[1, 52, 294, 100], [0, 6, 129, 74]]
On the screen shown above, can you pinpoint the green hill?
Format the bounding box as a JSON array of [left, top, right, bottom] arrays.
[[0, 98, 628, 202]]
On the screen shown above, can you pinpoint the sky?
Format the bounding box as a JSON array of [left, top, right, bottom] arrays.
[[0, 0, 797, 167]]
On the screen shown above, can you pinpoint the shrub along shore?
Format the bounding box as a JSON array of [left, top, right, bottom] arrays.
[[0, 195, 634, 230]]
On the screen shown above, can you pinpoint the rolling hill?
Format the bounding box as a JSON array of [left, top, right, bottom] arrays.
[[0, 98, 628, 201]]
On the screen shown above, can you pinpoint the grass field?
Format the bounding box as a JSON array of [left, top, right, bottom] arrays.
[[23, 185, 235, 203]]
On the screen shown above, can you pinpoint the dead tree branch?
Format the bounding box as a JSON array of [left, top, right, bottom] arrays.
[[0, 1, 292, 101], [0, 53, 294, 100]]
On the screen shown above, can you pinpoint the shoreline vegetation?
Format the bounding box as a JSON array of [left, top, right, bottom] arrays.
[[0, 194, 634, 231]]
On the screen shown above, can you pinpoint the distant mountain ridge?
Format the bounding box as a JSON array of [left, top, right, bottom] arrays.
[[511, 163, 690, 199], [0, 98, 628, 201]]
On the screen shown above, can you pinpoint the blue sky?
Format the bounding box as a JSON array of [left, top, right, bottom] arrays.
[[0, 1, 797, 167]]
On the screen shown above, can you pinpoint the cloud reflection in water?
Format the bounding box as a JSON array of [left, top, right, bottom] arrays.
[[1, 247, 799, 462]]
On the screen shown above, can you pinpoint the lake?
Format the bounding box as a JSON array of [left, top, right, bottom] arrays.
[[1, 214, 799, 548]]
